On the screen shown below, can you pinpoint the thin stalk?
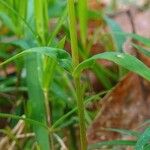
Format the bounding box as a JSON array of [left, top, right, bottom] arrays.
[[67, 0, 87, 150], [44, 90, 54, 150]]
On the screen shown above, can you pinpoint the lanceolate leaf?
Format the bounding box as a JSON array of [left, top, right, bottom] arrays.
[[0, 47, 72, 72], [25, 54, 50, 150], [73, 52, 150, 81], [135, 127, 150, 150]]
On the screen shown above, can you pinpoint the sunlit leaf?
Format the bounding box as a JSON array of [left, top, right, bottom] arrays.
[[74, 52, 150, 81]]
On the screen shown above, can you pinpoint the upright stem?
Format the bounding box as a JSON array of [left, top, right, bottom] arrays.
[[67, 0, 87, 150], [44, 90, 54, 150]]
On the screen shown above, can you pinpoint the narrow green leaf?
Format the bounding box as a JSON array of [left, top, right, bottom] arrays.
[[74, 52, 150, 81], [57, 36, 66, 49], [129, 33, 150, 47], [104, 128, 140, 137], [0, 47, 72, 72], [0, 113, 49, 130], [105, 16, 126, 52], [144, 144, 150, 150], [34, 0, 48, 44], [78, 0, 87, 48], [92, 63, 113, 89], [25, 54, 50, 150], [100, 31, 150, 47], [0, 0, 36, 36], [47, 8, 67, 46], [88, 140, 136, 150], [136, 127, 150, 150], [0, 12, 15, 32], [133, 44, 150, 57]]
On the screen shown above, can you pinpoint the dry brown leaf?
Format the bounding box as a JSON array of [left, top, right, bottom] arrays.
[[87, 73, 150, 144]]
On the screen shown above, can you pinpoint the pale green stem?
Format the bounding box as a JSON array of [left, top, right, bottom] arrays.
[[67, 0, 87, 149]]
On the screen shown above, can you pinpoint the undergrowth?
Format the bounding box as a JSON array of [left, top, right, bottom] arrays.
[[0, 0, 150, 150]]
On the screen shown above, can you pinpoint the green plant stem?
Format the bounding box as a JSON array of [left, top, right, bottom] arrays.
[[67, 0, 87, 149], [44, 90, 54, 150], [75, 77, 87, 150]]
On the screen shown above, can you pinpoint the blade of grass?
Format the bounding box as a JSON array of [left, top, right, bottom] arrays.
[[17, 0, 27, 35], [73, 52, 150, 81], [92, 63, 113, 89], [57, 36, 66, 49], [105, 17, 127, 77], [0, 113, 49, 130], [78, 0, 87, 48], [132, 44, 150, 57], [88, 140, 136, 150], [34, 0, 48, 45], [0, 47, 72, 72], [0, 0, 37, 37], [105, 16, 126, 52], [25, 54, 50, 150], [103, 128, 140, 137], [47, 8, 67, 46], [0, 12, 15, 32], [135, 127, 150, 150]]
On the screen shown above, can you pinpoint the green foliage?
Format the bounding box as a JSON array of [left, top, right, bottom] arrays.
[[135, 127, 150, 150], [0, 0, 150, 149], [105, 16, 126, 52], [88, 140, 136, 149], [74, 52, 150, 81]]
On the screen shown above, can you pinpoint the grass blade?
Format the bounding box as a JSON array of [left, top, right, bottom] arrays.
[[78, 0, 87, 48], [133, 44, 150, 57], [25, 54, 50, 150], [47, 8, 67, 46], [104, 128, 140, 137], [0, 47, 72, 72], [0, 0, 36, 37], [88, 140, 136, 150], [0, 113, 49, 130], [105, 16, 126, 52], [73, 52, 150, 81], [34, 0, 48, 45], [135, 127, 150, 150]]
